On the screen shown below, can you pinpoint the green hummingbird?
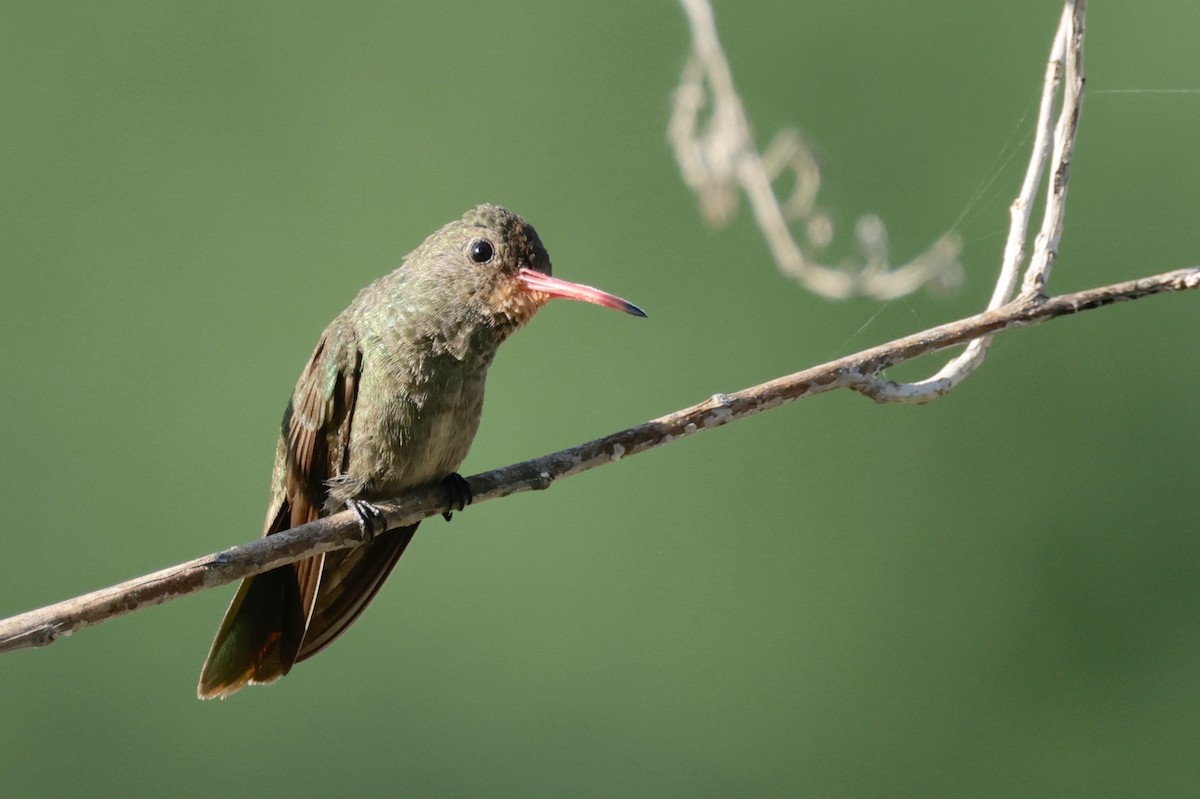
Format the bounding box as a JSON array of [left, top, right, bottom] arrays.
[[197, 204, 644, 699]]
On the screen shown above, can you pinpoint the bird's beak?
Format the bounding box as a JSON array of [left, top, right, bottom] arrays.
[[517, 268, 647, 318]]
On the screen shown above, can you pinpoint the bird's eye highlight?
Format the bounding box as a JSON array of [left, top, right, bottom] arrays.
[[468, 239, 495, 264]]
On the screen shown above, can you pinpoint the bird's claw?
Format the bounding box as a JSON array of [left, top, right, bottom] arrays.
[[441, 473, 473, 522], [347, 499, 387, 544]]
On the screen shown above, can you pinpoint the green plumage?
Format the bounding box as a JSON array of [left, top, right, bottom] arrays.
[[197, 205, 554, 698]]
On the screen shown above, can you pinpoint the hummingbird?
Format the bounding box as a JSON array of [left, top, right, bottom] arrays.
[[197, 204, 644, 699]]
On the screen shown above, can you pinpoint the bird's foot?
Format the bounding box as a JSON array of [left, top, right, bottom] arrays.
[[441, 473, 473, 522], [347, 499, 387, 544]]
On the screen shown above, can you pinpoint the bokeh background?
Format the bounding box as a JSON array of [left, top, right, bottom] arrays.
[[2, 2, 1198, 796]]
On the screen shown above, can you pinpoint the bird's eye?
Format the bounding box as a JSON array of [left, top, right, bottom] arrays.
[[468, 239, 495, 264]]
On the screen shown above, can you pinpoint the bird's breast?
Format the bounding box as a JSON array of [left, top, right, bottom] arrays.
[[345, 346, 490, 501]]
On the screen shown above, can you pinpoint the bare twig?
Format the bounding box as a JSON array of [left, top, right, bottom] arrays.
[[1021, 2, 1087, 298], [670, 0, 964, 300], [0, 0, 1190, 661], [860, 1, 1087, 402], [0, 261, 1196, 655]]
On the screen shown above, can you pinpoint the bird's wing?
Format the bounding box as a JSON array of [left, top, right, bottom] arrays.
[[285, 329, 423, 663], [198, 324, 363, 698], [283, 327, 364, 627]]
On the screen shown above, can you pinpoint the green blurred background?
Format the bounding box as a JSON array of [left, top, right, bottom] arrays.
[[2, 1, 1198, 796]]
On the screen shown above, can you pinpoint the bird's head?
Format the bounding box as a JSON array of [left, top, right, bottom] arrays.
[[406, 205, 645, 341]]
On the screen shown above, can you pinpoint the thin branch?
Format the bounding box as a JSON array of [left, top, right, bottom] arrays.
[[1, 262, 1197, 655], [1021, 1, 1087, 298], [861, 0, 1087, 403], [670, 0, 964, 300]]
